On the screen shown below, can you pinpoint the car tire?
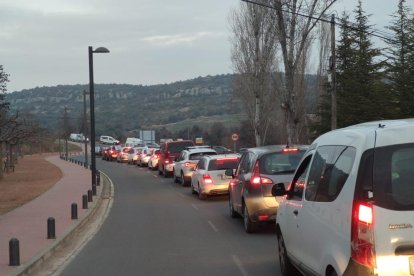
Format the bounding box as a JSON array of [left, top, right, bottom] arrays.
[[229, 193, 238, 218], [329, 270, 338, 276], [158, 168, 162, 175], [198, 184, 206, 200], [181, 172, 187, 186], [278, 232, 295, 276], [163, 168, 169, 178], [243, 204, 256, 233], [173, 170, 179, 183], [191, 183, 196, 194]]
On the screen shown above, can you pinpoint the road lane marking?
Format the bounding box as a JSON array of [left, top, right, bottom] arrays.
[[191, 204, 199, 210], [232, 254, 249, 276], [208, 220, 219, 233], [177, 192, 185, 198], [153, 175, 158, 178]]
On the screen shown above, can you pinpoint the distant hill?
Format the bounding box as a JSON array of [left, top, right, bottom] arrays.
[[5, 73, 318, 137], [5, 74, 242, 136]]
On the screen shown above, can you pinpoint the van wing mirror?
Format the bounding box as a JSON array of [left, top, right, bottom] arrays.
[[272, 183, 287, 196]]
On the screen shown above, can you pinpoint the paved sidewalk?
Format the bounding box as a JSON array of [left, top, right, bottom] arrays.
[[0, 155, 100, 276]]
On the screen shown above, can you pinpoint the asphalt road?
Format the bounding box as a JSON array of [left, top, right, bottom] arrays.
[[60, 158, 281, 276]]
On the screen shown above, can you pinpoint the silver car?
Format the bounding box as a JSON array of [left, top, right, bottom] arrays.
[[227, 145, 307, 233], [191, 154, 240, 200], [173, 146, 217, 186]]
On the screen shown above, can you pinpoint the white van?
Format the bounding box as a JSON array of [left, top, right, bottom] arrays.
[[273, 119, 414, 276], [99, 135, 119, 145], [125, 137, 143, 147]]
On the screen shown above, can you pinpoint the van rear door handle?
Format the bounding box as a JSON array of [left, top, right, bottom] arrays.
[[293, 210, 298, 215]]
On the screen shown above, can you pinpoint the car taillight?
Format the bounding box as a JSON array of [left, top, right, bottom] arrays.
[[250, 161, 273, 185], [165, 160, 170, 164], [351, 201, 376, 269], [184, 162, 195, 168], [282, 148, 299, 152], [203, 174, 213, 184]]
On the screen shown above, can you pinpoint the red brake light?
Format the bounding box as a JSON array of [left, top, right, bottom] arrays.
[[358, 203, 373, 224], [283, 148, 299, 152], [165, 160, 170, 164], [250, 161, 273, 185], [258, 215, 269, 221], [351, 201, 376, 269], [202, 174, 213, 184]]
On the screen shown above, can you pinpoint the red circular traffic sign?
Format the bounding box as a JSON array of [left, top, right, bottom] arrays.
[[231, 133, 239, 141]]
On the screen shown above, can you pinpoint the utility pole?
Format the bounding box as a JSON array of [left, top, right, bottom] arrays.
[[330, 14, 337, 130]]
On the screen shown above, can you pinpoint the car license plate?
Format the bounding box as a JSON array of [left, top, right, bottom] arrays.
[[220, 174, 232, 180], [410, 257, 414, 275]]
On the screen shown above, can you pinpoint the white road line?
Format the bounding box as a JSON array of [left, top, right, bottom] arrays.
[[232, 254, 249, 276], [153, 175, 158, 178], [208, 220, 219, 233], [177, 192, 185, 198], [191, 204, 199, 210]]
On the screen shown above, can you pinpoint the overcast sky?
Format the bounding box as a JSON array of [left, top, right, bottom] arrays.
[[1, 0, 407, 93]]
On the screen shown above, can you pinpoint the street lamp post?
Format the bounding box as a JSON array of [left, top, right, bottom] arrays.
[[83, 90, 89, 168], [88, 46, 109, 187]]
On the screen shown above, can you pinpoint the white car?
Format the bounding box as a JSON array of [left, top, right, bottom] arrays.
[[273, 119, 414, 276], [99, 135, 119, 145], [191, 154, 240, 200], [173, 146, 217, 186]]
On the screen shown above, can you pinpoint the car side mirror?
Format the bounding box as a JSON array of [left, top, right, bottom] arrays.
[[272, 183, 287, 196], [224, 169, 233, 177]]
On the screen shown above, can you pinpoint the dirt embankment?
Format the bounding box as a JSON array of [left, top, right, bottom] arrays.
[[0, 154, 62, 215]]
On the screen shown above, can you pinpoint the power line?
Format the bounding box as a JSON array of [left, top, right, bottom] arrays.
[[240, 0, 396, 43]]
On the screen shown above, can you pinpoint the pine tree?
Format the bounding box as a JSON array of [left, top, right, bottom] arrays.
[[385, 0, 414, 117], [336, 1, 387, 127]]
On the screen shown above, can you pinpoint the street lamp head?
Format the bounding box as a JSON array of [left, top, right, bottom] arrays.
[[92, 47, 110, 54]]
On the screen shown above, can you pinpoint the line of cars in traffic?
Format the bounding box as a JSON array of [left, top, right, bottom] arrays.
[[98, 119, 414, 276]]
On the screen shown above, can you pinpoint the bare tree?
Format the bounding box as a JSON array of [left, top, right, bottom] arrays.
[[230, 1, 279, 146], [273, 0, 337, 144]]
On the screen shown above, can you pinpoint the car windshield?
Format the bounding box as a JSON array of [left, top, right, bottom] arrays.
[[189, 152, 217, 161], [260, 151, 305, 175], [208, 158, 239, 171]]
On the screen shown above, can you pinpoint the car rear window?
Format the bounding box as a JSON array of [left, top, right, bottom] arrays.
[[355, 143, 414, 211], [167, 142, 194, 153], [371, 143, 414, 210], [208, 158, 239, 171], [259, 150, 305, 175], [189, 152, 217, 160]]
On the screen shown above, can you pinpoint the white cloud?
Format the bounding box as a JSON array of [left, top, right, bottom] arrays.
[[141, 32, 225, 47]]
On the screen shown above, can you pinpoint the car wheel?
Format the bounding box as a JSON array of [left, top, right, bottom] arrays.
[[180, 172, 187, 186], [278, 232, 295, 276], [158, 167, 162, 175], [173, 170, 179, 183], [163, 168, 169, 178], [191, 183, 196, 194], [243, 204, 256, 233], [329, 270, 338, 276], [198, 183, 206, 200], [229, 193, 238, 218]]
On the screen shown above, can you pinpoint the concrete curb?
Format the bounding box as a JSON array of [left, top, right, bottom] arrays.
[[11, 170, 113, 276]]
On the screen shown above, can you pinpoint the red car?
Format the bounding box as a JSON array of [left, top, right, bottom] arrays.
[[158, 140, 195, 177]]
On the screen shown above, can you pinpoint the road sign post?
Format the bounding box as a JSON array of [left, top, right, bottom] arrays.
[[231, 133, 239, 153]]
